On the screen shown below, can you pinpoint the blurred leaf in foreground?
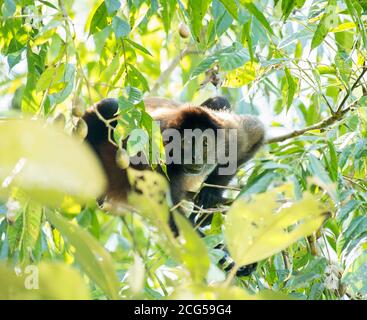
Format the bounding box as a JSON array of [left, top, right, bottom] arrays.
[[46, 210, 120, 300], [0, 263, 90, 300], [171, 284, 290, 300], [225, 185, 328, 266], [174, 212, 210, 282], [0, 118, 107, 206], [127, 168, 170, 227]]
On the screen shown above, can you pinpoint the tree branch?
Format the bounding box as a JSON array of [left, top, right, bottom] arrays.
[[267, 67, 367, 144], [150, 47, 201, 93], [266, 108, 350, 144]]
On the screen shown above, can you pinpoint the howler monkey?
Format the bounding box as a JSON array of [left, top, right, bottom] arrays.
[[83, 96, 265, 276], [83, 96, 264, 215]]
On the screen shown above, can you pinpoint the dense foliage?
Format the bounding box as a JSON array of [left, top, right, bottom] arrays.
[[1, 0, 367, 300]]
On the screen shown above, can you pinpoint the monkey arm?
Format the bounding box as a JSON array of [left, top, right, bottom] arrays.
[[200, 96, 231, 111]]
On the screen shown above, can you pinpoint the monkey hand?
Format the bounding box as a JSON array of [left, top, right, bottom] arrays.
[[193, 188, 225, 226], [195, 187, 225, 209]]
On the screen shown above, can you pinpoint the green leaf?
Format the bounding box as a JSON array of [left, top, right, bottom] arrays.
[[125, 39, 152, 56], [243, 2, 274, 36], [105, 0, 121, 14], [46, 210, 120, 299], [209, 0, 233, 42], [126, 169, 179, 258], [360, 0, 367, 10], [343, 252, 367, 298], [191, 56, 217, 79], [286, 257, 327, 289], [89, 2, 108, 35], [188, 0, 211, 42], [308, 154, 334, 189], [338, 199, 359, 221], [219, 43, 249, 70], [218, 0, 238, 19], [21, 201, 42, 262], [225, 186, 328, 266], [160, 0, 176, 34], [7, 206, 24, 254], [115, 108, 142, 142], [281, 0, 296, 21], [344, 0, 367, 46], [49, 63, 75, 104], [335, 50, 352, 86], [295, 0, 306, 9], [342, 216, 367, 251], [0, 119, 107, 206], [112, 16, 130, 38], [36, 63, 66, 93], [35, 62, 75, 104], [190, 42, 249, 79], [311, 0, 338, 50], [140, 111, 165, 169], [174, 213, 210, 282], [2, 0, 16, 18], [126, 127, 148, 157], [239, 171, 276, 196], [278, 29, 312, 49], [242, 18, 254, 61], [127, 63, 150, 92], [38, 0, 58, 10], [284, 67, 296, 110], [127, 86, 143, 104], [327, 140, 338, 181]]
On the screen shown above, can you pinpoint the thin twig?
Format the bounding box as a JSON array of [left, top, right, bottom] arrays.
[[58, 0, 118, 147], [201, 183, 241, 192], [335, 66, 367, 114], [267, 67, 367, 144]]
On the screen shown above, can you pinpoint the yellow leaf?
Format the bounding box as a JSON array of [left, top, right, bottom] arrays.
[[33, 28, 56, 46], [222, 61, 259, 88], [316, 65, 336, 74], [331, 22, 356, 33], [225, 186, 328, 266], [127, 168, 169, 225], [61, 196, 82, 215]]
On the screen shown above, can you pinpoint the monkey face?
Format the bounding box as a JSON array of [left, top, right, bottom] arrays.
[[181, 132, 217, 176], [236, 115, 265, 162]]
